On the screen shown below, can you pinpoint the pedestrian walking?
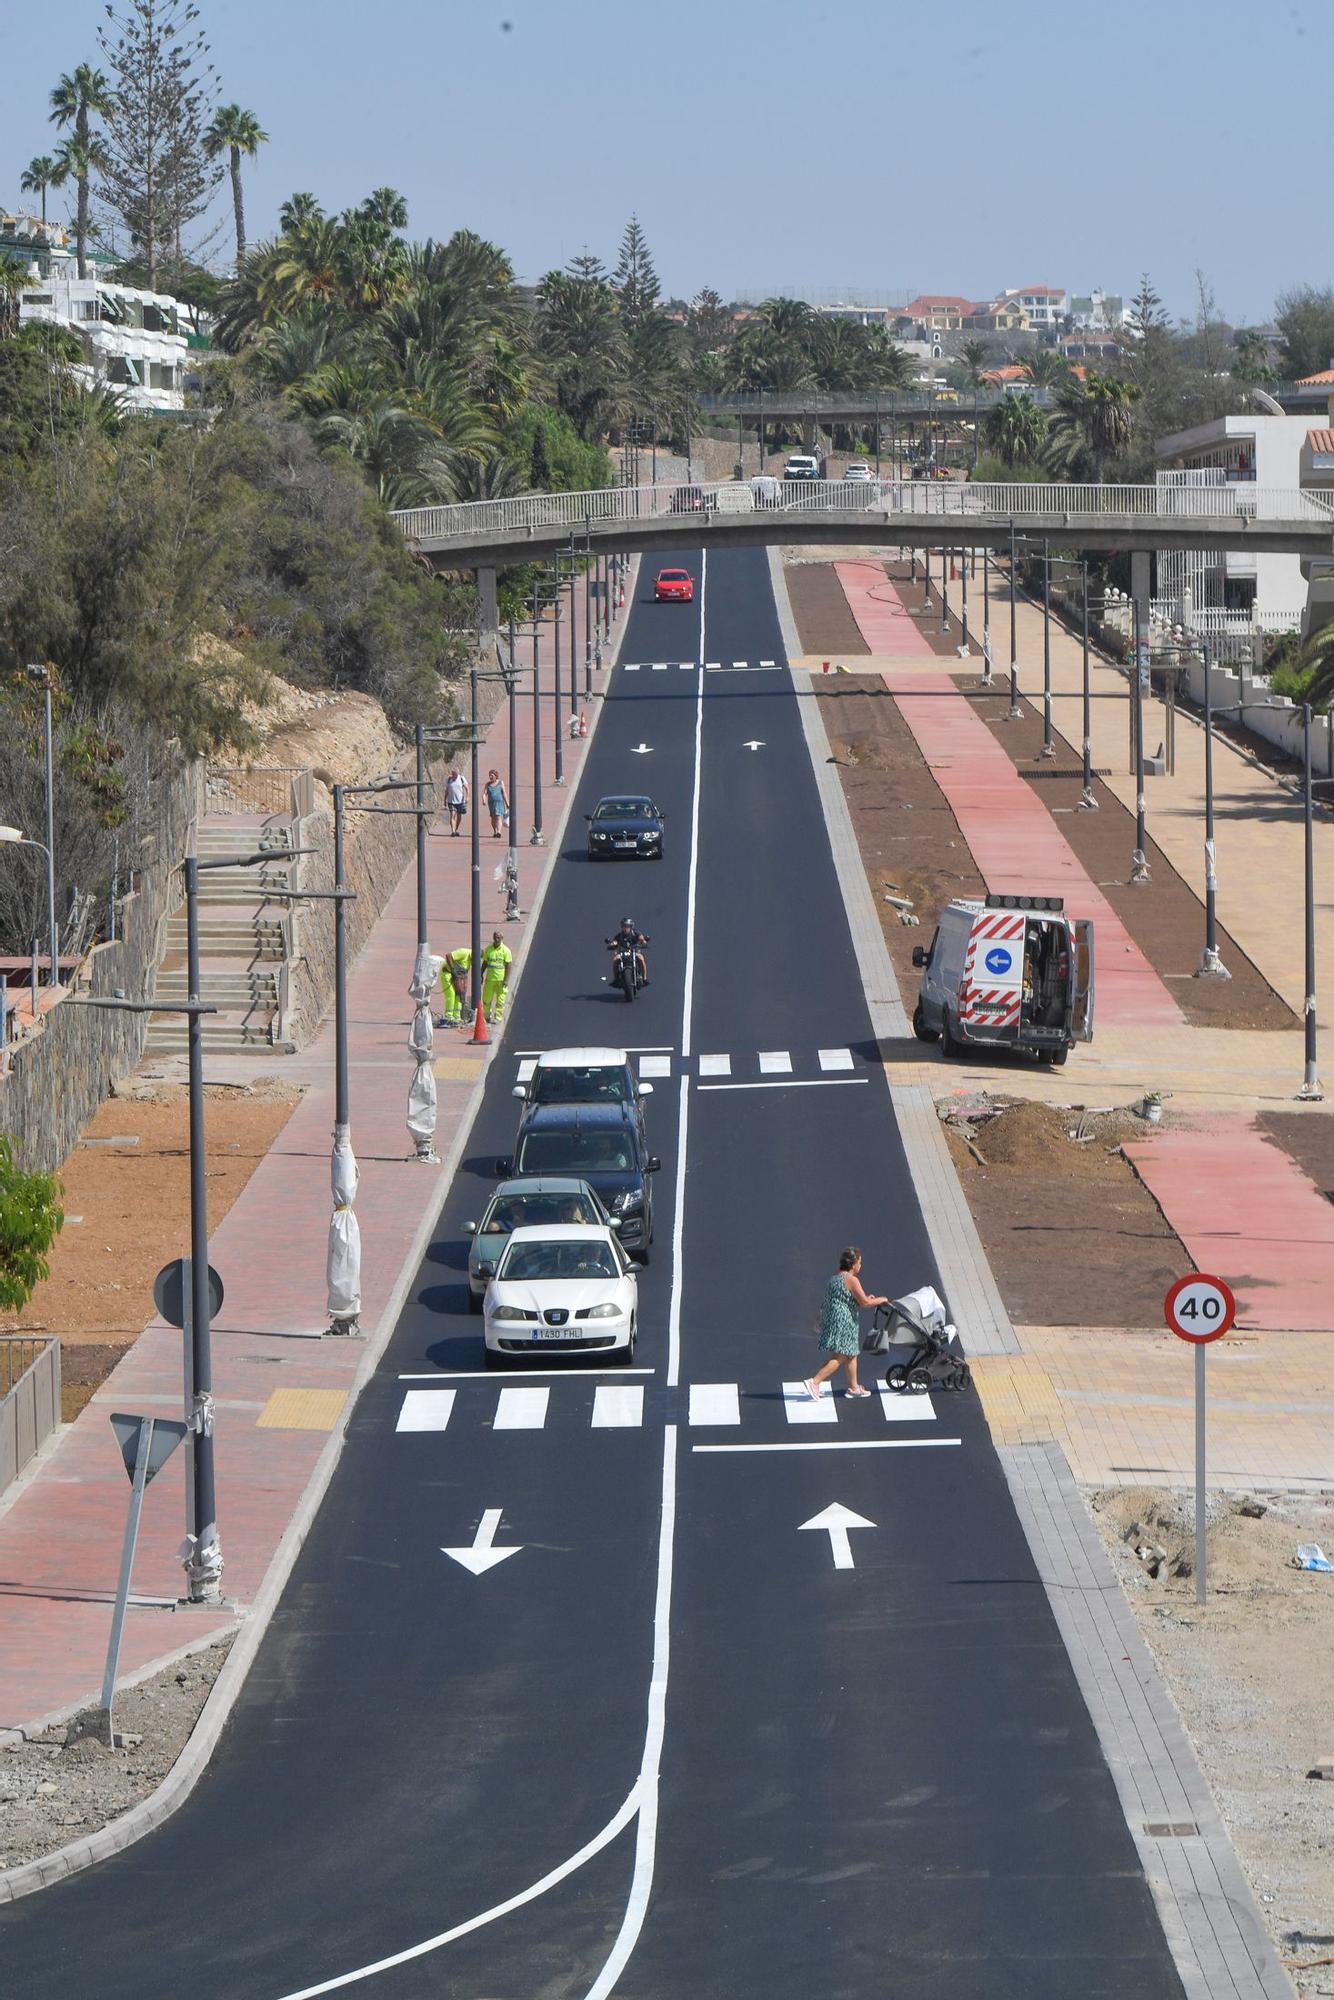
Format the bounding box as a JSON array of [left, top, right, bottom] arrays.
[[805, 1247, 888, 1401], [481, 929, 513, 1024], [484, 768, 509, 839], [445, 767, 469, 835]]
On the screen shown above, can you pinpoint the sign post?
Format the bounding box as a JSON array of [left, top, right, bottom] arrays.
[[98, 1413, 188, 1744], [1164, 1273, 1236, 1604]]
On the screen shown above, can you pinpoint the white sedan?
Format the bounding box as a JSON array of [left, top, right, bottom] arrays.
[[483, 1224, 638, 1362]]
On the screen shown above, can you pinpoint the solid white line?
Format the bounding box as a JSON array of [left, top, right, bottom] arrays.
[[693, 1438, 963, 1455], [782, 1382, 838, 1424], [680, 559, 705, 1065], [689, 1382, 741, 1426], [395, 1389, 456, 1432], [666, 1076, 688, 1391], [698, 1077, 869, 1092], [396, 1368, 657, 1381], [591, 1384, 644, 1429], [758, 1050, 793, 1075], [494, 1386, 549, 1430], [580, 1424, 677, 2000], [698, 1052, 731, 1077], [817, 1047, 855, 1072]]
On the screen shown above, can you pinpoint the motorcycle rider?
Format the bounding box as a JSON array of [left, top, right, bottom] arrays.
[[606, 915, 649, 989]]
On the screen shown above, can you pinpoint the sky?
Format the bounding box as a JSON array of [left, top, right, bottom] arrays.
[[4, 0, 1329, 325]]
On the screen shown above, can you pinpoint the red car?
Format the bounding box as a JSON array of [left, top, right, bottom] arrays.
[[653, 568, 695, 603]]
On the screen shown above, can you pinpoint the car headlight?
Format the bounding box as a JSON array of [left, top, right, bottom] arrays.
[[490, 1305, 532, 1321], [580, 1303, 623, 1320], [610, 1190, 642, 1215], [638, 831, 657, 842]]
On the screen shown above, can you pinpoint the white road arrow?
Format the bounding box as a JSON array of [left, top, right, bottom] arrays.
[[630, 743, 654, 755], [742, 740, 765, 752], [798, 1501, 876, 1571], [442, 1507, 523, 1576]]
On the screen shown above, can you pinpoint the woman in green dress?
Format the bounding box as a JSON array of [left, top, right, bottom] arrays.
[[805, 1246, 888, 1401]]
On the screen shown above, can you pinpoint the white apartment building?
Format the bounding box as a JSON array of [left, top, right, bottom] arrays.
[[1155, 414, 1313, 631], [1069, 289, 1127, 332], [19, 271, 190, 412], [1001, 283, 1069, 331]]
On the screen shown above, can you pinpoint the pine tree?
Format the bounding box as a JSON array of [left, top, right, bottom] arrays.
[[613, 215, 660, 326], [96, 0, 222, 290], [566, 250, 606, 283]]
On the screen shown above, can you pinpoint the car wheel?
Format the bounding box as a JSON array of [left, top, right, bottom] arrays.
[[613, 1320, 637, 1364], [940, 1012, 960, 1059], [468, 1288, 483, 1315], [483, 1345, 504, 1369], [1050, 1044, 1069, 1066], [912, 1001, 939, 1043]]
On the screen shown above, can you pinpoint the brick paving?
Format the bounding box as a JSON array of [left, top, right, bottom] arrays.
[[0, 569, 633, 1733]]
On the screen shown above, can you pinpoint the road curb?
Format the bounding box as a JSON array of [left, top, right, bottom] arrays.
[[0, 583, 632, 1909]]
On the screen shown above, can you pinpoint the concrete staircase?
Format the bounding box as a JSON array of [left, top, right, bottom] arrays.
[[145, 821, 301, 1055]]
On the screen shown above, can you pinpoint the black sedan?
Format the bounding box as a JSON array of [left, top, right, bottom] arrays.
[[585, 795, 666, 861]]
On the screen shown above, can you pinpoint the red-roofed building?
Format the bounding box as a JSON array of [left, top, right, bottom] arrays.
[[896, 294, 974, 332], [1296, 367, 1334, 386], [1001, 283, 1069, 330]]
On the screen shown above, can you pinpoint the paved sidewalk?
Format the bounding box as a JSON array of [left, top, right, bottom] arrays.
[[0, 570, 632, 1735]]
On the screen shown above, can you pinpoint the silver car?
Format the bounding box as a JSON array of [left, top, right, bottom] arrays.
[[463, 1176, 617, 1311]]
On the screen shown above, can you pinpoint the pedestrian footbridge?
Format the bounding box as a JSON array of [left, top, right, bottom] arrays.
[[391, 477, 1334, 569]]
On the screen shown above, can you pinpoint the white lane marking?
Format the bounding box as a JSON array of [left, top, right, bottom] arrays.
[[666, 1078, 688, 1391], [580, 1426, 677, 2000], [516, 1057, 537, 1082], [680, 561, 705, 1066], [758, 1051, 793, 1074], [651, 662, 668, 671], [760, 659, 776, 668], [698, 1052, 731, 1077], [783, 1381, 838, 1424], [395, 1389, 456, 1432], [494, 1386, 549, 1430], [639, 1053, 672, 1079], [731, 660, 747, 669], [630, 742, 653, 755], [678, 661, 694, 670], [693, 1438, 963, 1455], [742, 739, 765, 752], [698, 1077, 869, 1093], [879, 1386, 938, 1423], [441, 1507, 523, 1575], [624, 663, 640, 672], [799, 1501, 876, 1570], [397, 1369, 657, 1380], [704, 661, 721, 671], [818, 1047, 855, 1072], [689, 1382, 740, 1426], [591, 1384, 644, 1428]]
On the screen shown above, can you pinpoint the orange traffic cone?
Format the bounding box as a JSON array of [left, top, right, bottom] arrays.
[[470, 1001, 490, 1045], [617, 584, 625, 608], [578, 710, 588, 737]]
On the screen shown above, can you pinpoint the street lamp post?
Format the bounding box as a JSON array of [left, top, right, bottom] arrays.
[[958, 548, 970, 658], [568, 532, 579, 721], [1007, 518, 1022, 720], [1298, 703, 1323, 1100], [1130, 600, 1152, 884], [981, 544, 993, 685], [530, 580, 545, 845], [0, 829, 55, 997], [1195, 643, 1228, 978], [941, 548, 951, 639], [583, 517, 594, 696], [25, 666, 58, 986], [1078, 563, 1098, 810], [552, 565, 565, 788], [1040, 538, 1055, 757]]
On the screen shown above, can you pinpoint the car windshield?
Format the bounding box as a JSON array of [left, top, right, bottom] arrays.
[[517, 1129, 636, 1174], [482, 1192, 597, 1233], [658, 572, 689, 583], [594, 800, 653, 822], [534, 1066, 630, 1105], [498, 1238, 620, 1281]]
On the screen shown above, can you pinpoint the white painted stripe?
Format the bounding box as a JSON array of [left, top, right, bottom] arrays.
[[694, 1438, 962, 1455], [704, 661, 721, 671], [395, 1389, 456, 1432], [698, 1052, 731, 1077], [678, 661, 694, 670], [759, 659, 776, 668], [878, 1386, 938, 1423], [689, 1382, 740, 1426], [698, 1077, 869, 1092], [638, 1053, 672, 1079], [494, 1386, 549, 1430], [783, 1381, 838, 1424], [818, 1047, 855, 1072], [667, 1077, 688, 1390], [591, 1384, 644, 1428], [680, 553, 705, 1068], [398, 1368, 656, 1379], [651, 662, 668, 671], [624, 664, 641, 672], [732, 660, 746, 670], [516, 1058, 537, 1082], [758, 1050, 793, 1074]]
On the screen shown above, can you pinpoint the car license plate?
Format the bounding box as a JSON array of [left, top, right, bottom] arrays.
[[531, 1328, 575, 1340], [614, 839, 636, 849]]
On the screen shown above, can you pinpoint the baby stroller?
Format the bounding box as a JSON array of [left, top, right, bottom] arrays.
[[863, 1285, 970, 1393]]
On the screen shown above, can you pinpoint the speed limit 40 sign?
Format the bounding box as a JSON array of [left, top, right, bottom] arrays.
[[1164, 1272, 1236, 1343]]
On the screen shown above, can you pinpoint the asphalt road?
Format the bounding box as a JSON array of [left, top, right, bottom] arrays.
[[1, 548, 1185, 1999]]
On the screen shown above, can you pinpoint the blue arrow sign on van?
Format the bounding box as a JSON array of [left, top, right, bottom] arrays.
[[984, 946, 1015, 976]]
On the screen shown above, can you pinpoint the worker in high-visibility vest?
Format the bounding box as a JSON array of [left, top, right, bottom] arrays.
[[481, 931, 513, 1025], [439, 946, 472, 1025]]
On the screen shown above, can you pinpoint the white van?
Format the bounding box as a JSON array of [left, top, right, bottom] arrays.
[[911, 894, 1094, 1065]]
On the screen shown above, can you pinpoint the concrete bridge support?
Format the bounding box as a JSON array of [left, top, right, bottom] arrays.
[[476, 565, 499, 650]]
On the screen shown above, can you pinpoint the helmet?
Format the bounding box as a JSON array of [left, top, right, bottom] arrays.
[[620, 915, 634, 928]]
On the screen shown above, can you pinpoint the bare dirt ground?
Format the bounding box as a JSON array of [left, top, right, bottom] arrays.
[[1, 1080, 302, 1419], [1090, 1490, 1334, 1997], [0, 1638, 233, 1870]]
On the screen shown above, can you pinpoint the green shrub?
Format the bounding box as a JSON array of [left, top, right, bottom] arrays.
[[0, 1137, 63, 1313]]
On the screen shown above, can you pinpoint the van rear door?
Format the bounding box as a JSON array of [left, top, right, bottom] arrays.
[[1071, 919, 1095, 1039]]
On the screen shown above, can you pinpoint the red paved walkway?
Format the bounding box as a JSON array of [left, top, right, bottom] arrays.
[[833, 562, 1182, 1029], [1125, 1118, 1334, 1333], [0, 573, 631, 1732]]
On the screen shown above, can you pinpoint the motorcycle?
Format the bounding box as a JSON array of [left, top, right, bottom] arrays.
[[608, 935, 641, 1003]]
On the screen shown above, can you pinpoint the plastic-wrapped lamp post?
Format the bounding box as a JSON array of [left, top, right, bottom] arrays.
[[327, 786, 361, 1335], [408, 943, 443, 1161]]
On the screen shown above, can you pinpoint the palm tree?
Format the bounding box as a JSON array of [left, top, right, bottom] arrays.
[[20, 157, 60, 225], [1020, 350, 1071, 390], [49, 63, 112, 279], [1081, 370, 1140, 476], [203, 105, 268, 267], [981, 391, 1046, 468], [0, 254, 35, 338], [958, 338, 992, 390], [1300, 623, 1334, 711]]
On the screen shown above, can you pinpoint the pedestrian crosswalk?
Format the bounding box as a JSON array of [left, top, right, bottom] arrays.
[[619, 660, 778, 674], [512, 1049, 868, 1089], [395, 1380, 939, 1435]]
